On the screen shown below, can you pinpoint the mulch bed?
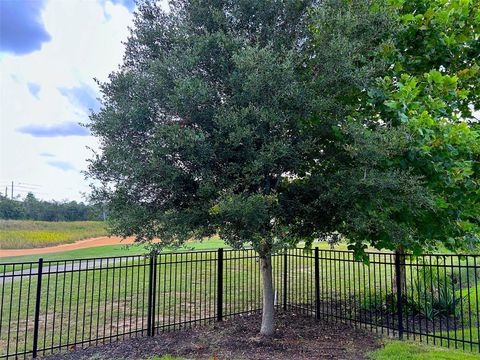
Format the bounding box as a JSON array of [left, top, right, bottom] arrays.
[[43, 312, 383, 360]]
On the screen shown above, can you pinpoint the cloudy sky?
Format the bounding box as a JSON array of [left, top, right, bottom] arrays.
[[0, 0, 137, 202]]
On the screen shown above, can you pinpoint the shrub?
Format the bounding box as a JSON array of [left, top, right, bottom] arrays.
[[410, 259, 468, 320], [360, 258, 476, 322]]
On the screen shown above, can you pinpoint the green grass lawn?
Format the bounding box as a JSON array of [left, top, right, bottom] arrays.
[[0, 220, 107, 249], [434, 327, 480, 352], [368, 340, 480, 359], [0, 238, 338, 266]]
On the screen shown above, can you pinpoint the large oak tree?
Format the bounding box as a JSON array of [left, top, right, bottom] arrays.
[[89, 0, 318, 335]]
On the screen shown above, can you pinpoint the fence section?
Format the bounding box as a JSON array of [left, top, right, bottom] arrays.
[[1, 248, 480, 358], [284, 249, 480, 353], [151, 251, 217, 332], [0, 249, 286, 358], [1, 255, 152, 359]]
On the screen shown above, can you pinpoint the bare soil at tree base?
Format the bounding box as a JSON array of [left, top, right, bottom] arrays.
[[43, 312, 382, 360]]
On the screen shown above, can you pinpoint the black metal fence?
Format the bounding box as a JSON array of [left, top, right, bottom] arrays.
[[1, 248, 479, 358], [286, 249, 480, 352]]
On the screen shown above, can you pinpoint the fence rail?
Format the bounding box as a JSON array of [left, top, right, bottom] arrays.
[[1, 248, 479, 358]]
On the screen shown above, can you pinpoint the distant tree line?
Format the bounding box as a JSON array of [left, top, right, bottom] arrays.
[[0, 193, 105, 221]]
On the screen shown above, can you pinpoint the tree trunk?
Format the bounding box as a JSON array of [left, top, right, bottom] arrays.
[[260, 254, 275, 336]]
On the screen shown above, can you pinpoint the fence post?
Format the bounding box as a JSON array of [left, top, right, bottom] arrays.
[[147, 254, 154, 336], [32, 258, 43, 358], [394, 250, 404, 340], [283, 252, 288, 310], [151, 255, 157, 336], [315, 248, 320, 320], [217, 248, 224, 321]]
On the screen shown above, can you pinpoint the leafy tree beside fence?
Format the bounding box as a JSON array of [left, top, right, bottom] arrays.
[[304, 0, 480, 257]]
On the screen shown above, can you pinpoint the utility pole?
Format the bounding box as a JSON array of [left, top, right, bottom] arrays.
[[11, 181, 13, 199], [4, 186, 7, 197]]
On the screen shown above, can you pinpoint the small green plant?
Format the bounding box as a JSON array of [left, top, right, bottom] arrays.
[[410, 259, 468, 320], [359, 259, 476, 322]]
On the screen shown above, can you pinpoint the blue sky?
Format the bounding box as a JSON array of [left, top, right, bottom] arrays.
[[17, 121, 90, 137], [0, 0, 139, 201], [0, 0, 51, 55]]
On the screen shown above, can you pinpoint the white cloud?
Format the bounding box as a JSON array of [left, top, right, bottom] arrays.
[[0, 0, 134, 201]]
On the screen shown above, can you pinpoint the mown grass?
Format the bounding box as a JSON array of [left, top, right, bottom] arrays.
[[0, 238, 227, 275], [434, 327, 480, 352], [0, 220, 107, 249], [368, 340, 480, 359]]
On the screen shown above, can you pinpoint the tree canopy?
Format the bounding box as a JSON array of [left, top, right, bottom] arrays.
[[89, 0, 315, 254], [369, 0, 480, 253], [291, 0, 480, 257]]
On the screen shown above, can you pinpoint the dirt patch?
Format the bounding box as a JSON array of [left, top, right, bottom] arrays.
[[43, 312, 382, 360], [0, 237, 136, 257]]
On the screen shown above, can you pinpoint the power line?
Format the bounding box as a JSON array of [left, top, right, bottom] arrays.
[[15, 185, 42, 191], [0, 180, 85, 201], [0, 181, 49, 199], [0, 181, 42, 188], [18, 182, 42, 188], [15, 189, 49, 195], [1, 181, 74, 191]]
